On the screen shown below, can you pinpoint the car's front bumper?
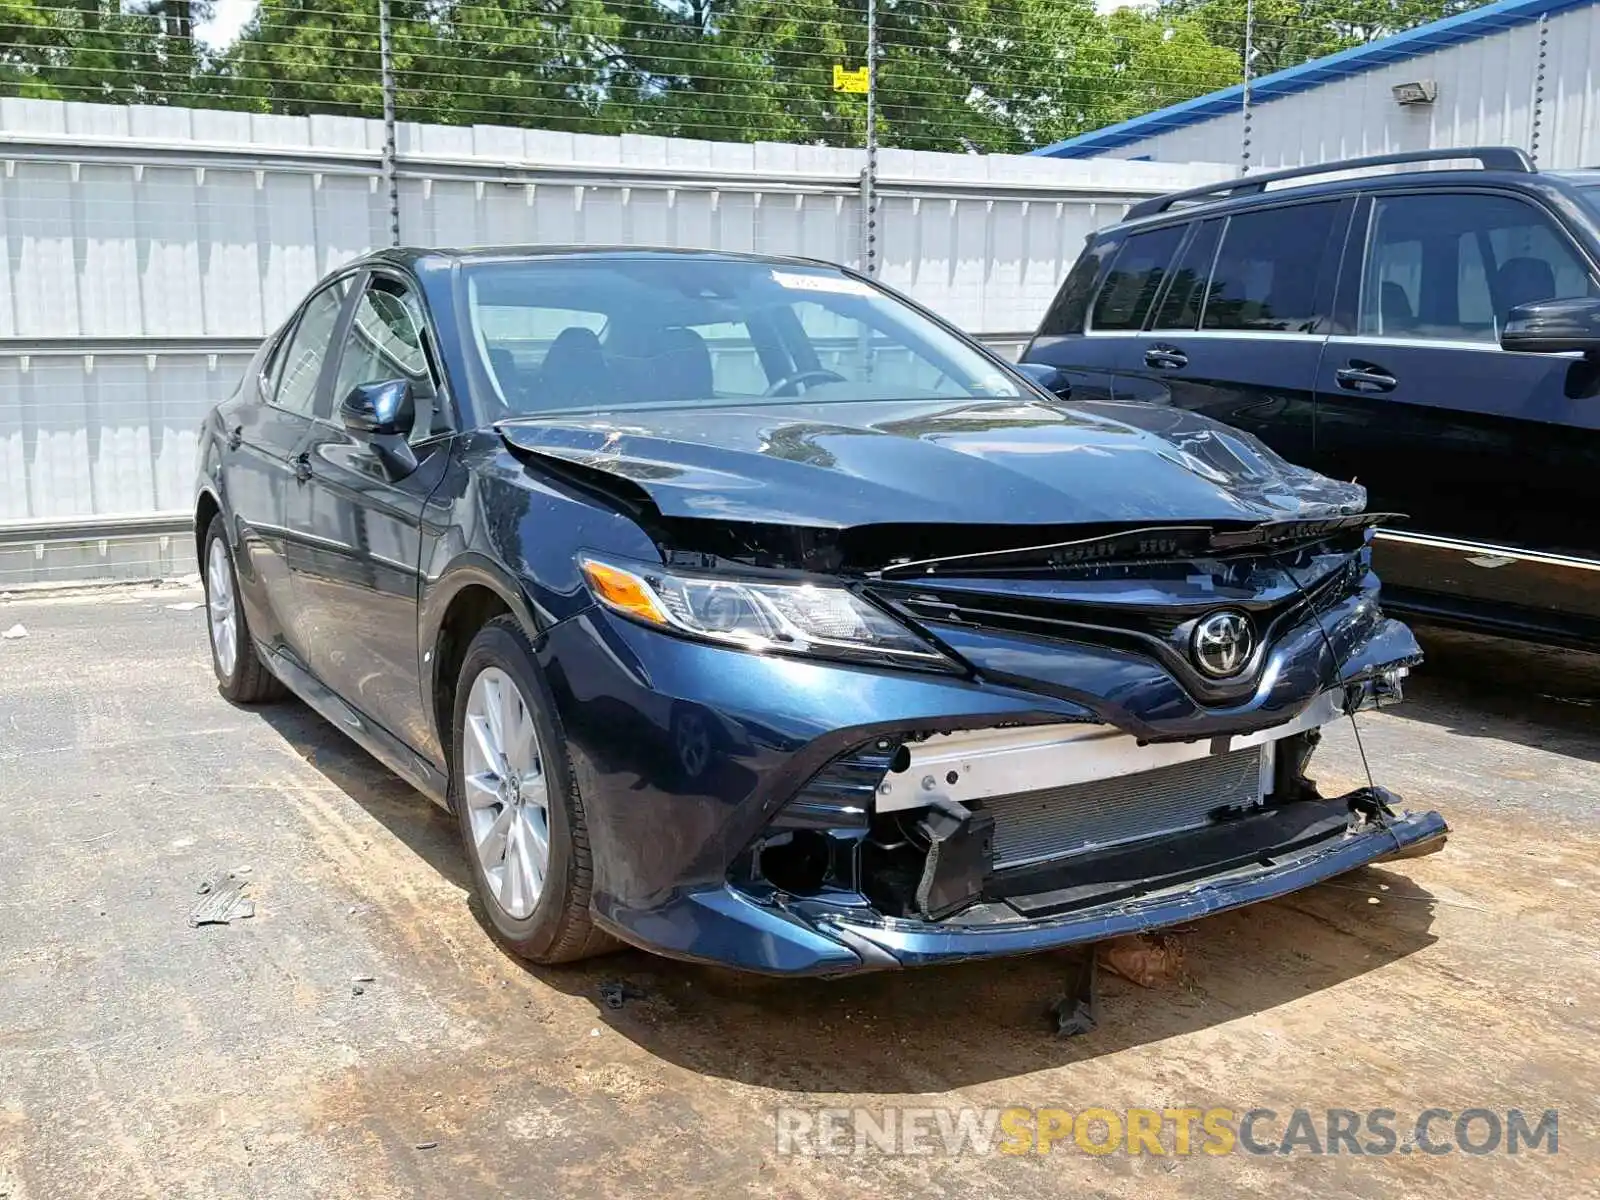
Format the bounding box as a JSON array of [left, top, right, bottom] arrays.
[[596, 801, 1448, 975], [536, 594, 1442, 977]]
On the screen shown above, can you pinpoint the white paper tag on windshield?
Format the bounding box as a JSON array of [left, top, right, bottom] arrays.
[[771, 270, 876, 297]]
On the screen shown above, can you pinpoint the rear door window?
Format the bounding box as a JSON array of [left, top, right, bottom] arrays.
[[1153, 220, 1222, 330], [271, 280, 348, 417], [1090, 225, 1185, 331], [1203, 202, 1339, 333]]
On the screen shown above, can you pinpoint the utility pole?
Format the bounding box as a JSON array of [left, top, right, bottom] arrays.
[[1530, 11, 1549, 164], [379, 0, 401, 247], [1241, 0, 1255, 176], [861, 0, 880, 277]]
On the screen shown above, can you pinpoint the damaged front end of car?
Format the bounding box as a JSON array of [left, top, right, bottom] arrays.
[[707, 522, 1444, 972], [499, 414, 1448, 976]]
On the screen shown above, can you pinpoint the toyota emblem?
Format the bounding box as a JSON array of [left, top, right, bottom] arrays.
[[1191, 610, 1255, 678]]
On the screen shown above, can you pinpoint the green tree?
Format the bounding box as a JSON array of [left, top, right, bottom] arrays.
[[425, 0, 622, 130], [1158, 0, 1476, 77], [954, 0, 1238, 150], [0, 0, 56, 95], [0, 1, 210, 103], [0, 0, 1489, 150], [1102, 5, 1240, 123], [219, 0, 410, 118]]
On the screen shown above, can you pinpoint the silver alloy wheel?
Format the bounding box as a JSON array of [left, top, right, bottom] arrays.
[[462, 665, 551, 919], [206, 535, 239, 679]]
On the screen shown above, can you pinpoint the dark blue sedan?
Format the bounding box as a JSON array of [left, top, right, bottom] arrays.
[[193, 247, 1446, 976]]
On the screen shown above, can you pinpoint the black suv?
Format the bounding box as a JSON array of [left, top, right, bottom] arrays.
[[1021, 147, 1600, 652]]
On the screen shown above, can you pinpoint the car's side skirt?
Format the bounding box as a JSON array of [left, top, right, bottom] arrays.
[[258, 639, 451, 807]]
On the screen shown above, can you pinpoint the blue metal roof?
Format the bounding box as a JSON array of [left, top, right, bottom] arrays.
[[1033, 0, 1598, 159]]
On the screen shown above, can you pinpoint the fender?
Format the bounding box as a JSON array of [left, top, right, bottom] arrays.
[[417, 552, 546, 764]]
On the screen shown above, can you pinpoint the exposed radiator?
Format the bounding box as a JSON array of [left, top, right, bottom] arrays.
[[979, 746, 1265, 871]]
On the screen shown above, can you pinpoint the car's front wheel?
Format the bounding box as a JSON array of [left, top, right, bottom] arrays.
[[202, 514, 285, 704], [451, 616, 615, 964]]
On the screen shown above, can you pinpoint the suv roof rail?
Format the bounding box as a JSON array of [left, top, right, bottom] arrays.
[[1123, 146, 1536, 222]]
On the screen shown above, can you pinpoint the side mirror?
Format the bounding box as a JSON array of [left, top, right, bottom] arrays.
[[1500, 296, 1600, 358], [339, 379, 418, 479], [1014, 360, 1072, 399], [340, 379, 415, 437]]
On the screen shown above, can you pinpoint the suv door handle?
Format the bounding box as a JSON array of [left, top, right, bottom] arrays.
[[1144, 345, 1188, 370], [1335, 362, 1397, 393], [291, 451, 313, 483]]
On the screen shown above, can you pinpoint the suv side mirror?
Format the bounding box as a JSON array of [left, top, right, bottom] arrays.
[[1500, 296, 1600, 358], [1014, 360, 1072, 399], [340, 378, 415, 437]]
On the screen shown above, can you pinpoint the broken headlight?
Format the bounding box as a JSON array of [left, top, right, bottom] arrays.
[[580, 555, 953, 669]]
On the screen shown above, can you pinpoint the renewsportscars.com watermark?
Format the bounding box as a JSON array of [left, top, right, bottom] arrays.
[[774, 1106, 1559, 1158]]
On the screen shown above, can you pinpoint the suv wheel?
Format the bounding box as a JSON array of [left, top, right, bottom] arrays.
[[451, 616, 616, 963]]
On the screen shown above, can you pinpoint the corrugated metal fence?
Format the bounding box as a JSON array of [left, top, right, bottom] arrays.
[[0, 98, 1228, 586]]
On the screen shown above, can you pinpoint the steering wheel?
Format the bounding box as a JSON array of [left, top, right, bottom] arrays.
[[762, 368, 847, 397]]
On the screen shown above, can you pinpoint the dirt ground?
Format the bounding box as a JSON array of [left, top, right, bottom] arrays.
[[1, 583, 1597, 1198]]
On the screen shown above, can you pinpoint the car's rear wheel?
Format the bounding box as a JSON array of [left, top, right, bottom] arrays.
[[451, 616, 615, 963], [202, 514, 285, 704]]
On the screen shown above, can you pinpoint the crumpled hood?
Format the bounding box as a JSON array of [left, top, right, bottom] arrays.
[[498, 397, 1365, 528]]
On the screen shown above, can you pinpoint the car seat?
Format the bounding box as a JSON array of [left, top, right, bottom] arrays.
[[1379, 281, 1415, 334], [1496, 257, 1556, 315], [535, 327, 610, 409]]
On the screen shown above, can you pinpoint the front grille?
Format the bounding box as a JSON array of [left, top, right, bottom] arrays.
[[979, 746, 1264, 871], [872, 557, 1363, 657], [884, 588, 1190, 642]]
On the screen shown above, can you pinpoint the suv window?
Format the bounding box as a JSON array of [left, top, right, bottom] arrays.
[[1038, 236, 1118, 337], [1203, 202, 1338, 333], [1090, 225, 1185, 331], [1154, 220, 1222, 330], [272, 280, 347, 417], [1360, 191, 1600, 341]]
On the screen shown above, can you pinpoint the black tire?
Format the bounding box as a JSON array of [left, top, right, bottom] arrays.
[[451, 615, 617, 964], [201, 514, 286, 704]]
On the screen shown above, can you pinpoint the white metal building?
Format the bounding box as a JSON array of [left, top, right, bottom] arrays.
[[1036, 0, 1600, 170]]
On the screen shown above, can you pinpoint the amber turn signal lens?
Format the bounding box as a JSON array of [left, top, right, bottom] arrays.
[[581, 559, 668, 625]]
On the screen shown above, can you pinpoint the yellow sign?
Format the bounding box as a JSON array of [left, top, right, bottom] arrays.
[[832, 65, 869, 94]]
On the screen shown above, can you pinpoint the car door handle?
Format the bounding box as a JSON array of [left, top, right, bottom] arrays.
[[226, 425, 243, 452], [1144, 345, 1188, 370], [1335, 362, 1397, 393], [291, 452, 313, 483]]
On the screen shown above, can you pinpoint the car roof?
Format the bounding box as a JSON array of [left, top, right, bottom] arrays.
[[1105, 148, 1598, 237], [356, 245, 855, 274]]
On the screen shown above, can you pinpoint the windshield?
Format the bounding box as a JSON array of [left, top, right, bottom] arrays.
[[1581, 184, 1600, 221], [462, 256, 1023, 419]]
